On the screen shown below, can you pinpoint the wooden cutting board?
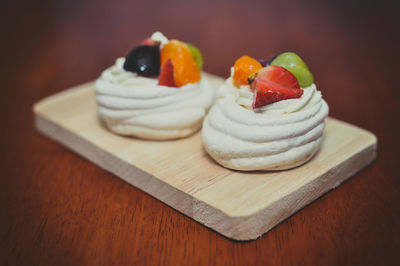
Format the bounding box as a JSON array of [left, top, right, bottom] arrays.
[[33, 73, 377, 241]]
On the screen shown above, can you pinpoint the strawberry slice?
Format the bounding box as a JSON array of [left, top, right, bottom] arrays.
[[158, 59, 177, 87], [255, 65, 300, 90], [252, 78, 304, 108], [250, 65, 303, 108], [140, 37, 157, 46]]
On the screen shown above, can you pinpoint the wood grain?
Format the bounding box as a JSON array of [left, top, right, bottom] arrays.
[[33, 74, 376, 240], [1, 0, 400, 265]]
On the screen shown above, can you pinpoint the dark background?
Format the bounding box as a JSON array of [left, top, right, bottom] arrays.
[[1, 0, 399, 265]]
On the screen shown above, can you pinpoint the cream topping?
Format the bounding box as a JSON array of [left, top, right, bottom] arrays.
[[151, 31, 168, 46]]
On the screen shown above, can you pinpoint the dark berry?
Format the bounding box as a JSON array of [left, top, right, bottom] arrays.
[[258, 55, 277, 67], [123, 45, 160, 75]]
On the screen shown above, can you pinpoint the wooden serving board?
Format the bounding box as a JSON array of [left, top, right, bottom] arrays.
[[33, 73, 377, 241]]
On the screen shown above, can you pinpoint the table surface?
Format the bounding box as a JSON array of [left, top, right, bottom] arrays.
[[1, 0, 399, 265]]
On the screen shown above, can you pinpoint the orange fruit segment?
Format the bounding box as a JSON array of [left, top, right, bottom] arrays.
[[161, 40, 201, 87], [233, 55, 262, 87]]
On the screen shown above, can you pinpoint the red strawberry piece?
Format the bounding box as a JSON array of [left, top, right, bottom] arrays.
[[158, 59, 176, 87], [251, 78, 303, 109], [250, 65, 303, 108], [255, 65, 300, 90], [140, 38, 157, 46]]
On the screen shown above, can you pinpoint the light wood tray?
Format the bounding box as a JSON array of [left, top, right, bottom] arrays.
[[33, 73, 377, 240]]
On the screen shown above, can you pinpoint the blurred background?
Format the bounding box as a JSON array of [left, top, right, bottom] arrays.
[[1, 0, 399, 265], [1, 0, 399, 125]]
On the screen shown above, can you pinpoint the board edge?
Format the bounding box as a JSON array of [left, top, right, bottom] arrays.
[[226, 135, 377, 240]]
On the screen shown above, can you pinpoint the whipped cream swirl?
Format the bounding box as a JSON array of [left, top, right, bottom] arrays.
[[95, 58, 215, 139], [202, 73, 329, 170]]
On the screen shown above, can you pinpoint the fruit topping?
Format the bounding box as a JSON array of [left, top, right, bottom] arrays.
[[255, 65, 301, 90], [123, 45, 160, 75], [250, 65, 303, 108], [252, 79, 304, 108], [233, 56, 262, 87], [140, 38, 158, 46], [158, 59, 176, 87], [271, 52, 314, 88], [161, 40, 201, 87], [185, 43, 204, 70], [258, 55, 277, 67]]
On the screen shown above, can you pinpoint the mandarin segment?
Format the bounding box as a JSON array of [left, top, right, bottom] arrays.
[[161, 40, 201, 87], [233, 56, 262, 87]]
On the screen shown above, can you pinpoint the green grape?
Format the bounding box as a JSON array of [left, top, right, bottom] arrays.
[[185, 43, 204, 70], [271, 52, 314, 88]]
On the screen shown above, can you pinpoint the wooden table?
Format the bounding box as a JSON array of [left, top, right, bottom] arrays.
[[1, 0, 399, 265]]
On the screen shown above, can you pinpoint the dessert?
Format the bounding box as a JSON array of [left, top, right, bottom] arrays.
[[202, 52, 329, 170], [94, 32, 215, 140]]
